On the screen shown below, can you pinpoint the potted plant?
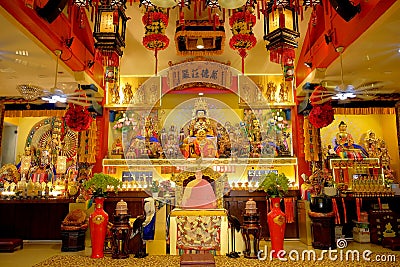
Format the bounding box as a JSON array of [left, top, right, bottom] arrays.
[[258, 171, 289, 258], [83, 173, 122, 259], [258, 172, 289, 198], [83, 173, 122, 198]]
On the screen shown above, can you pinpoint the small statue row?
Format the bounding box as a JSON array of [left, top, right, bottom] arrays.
[[109, 82, 159, 106]]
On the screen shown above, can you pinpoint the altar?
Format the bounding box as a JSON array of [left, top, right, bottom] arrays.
[[169, 209, 229, 255]]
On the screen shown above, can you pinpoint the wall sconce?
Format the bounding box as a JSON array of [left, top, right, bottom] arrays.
[[304, 62, 312, 68], [196, 38, 204, 49]]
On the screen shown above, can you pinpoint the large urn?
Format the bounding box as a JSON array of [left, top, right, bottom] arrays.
[[89, 197, 109, 258], [267, 198, 286, 258], [310, 196, 333, 213]]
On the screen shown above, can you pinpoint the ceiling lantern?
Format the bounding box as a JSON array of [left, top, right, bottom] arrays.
[[93, 1, 129, 57], [142, 7, 170, 74], [229, 4, 257, 74], [263, 0, 299, 65], [175, 0, 225, 57]]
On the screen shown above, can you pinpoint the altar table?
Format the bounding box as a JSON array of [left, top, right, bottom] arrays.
[[169, 209, 229, 255]]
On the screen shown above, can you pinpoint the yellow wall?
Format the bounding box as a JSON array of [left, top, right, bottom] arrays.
[[320, 114, 400, 178], [4, 117, 46, 161]]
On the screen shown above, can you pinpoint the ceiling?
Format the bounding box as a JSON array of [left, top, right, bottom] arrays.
[[1, 1, 400, 101]]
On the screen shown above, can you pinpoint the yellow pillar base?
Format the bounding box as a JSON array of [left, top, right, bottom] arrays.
[[146, 205, 167, 255]]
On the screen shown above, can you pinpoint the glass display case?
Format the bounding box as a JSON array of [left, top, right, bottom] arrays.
[[102, 62, 299, 196]]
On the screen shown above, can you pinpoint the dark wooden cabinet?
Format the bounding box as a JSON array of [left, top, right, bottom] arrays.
[[308, 211, 336, 249], [332, 196, 400, 238], [0, 199, 72, 240], [223, 190, 299, 239]]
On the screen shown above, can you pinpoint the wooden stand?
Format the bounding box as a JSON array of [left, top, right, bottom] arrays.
[[61, 229, 86, 252], [241, 213, 261, 259], [308, 211, 336, 249], [111, 214, 131, 259]]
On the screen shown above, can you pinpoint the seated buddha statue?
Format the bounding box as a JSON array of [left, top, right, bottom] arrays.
[[334, 121, 368, 159], [185, 129, 217, 159]]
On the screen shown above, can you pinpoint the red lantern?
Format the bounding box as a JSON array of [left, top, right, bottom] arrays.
[[65, 105, 92, 132], [229, 7, 257, 74], [142, 8, 170, 74]]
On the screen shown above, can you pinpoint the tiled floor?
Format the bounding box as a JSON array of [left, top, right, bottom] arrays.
[[0, 240, 399, 267]]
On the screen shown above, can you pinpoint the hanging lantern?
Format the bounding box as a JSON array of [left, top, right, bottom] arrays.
[[142, 8, 170, 74], [229, 6, 257, 74], [93, 3, 129, 56], [142, 8, 170, 50], [263, 0, 300, 65]]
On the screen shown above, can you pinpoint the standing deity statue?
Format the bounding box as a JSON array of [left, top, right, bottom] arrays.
[[122, 83, 133, 104]]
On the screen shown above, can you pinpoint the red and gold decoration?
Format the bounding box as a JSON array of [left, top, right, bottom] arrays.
[[92, 1, 129, 57], [78, 120, 98, 164], [262, 0, 321, 79], [308, 102, 334, 129], [229, 5, 257, 73], [65, 105, 93, 132], [142, 7, 170, 74], [89, 197, 109, 258], [267, 197, 286, 258], [263, 0, 299, 67], [176, 215, 221, 252], [73, 0, 90, 6], [303, 116, 319, 162]]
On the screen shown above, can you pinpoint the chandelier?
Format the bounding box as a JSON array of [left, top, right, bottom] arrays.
[[16, 84, 44, 101]]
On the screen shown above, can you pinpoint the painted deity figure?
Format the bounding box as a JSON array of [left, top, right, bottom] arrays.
[[364, 130, 380, 158], [379, 140, 391, 169], [122, 83, 133, 104], [334, 121, 368, 159], [187, 129, 217, 158]]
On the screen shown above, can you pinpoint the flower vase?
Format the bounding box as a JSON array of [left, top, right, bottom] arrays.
[[89, 197, 109, 258], [267, 198, 286, 258]]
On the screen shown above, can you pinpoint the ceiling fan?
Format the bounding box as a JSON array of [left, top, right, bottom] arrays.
[[310, 46, 387, 105], [16, 50, 101, 107]]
